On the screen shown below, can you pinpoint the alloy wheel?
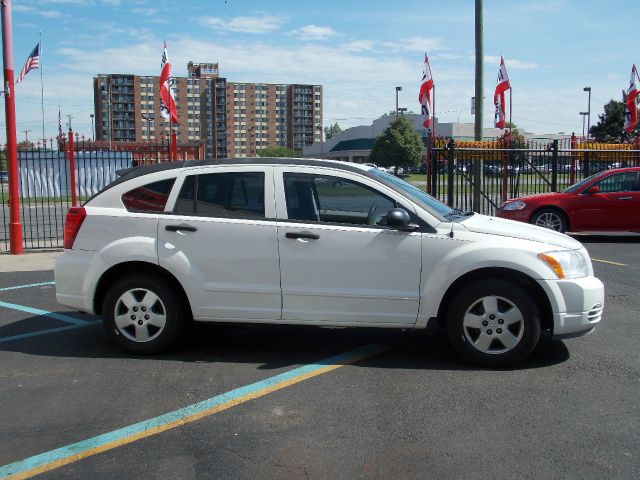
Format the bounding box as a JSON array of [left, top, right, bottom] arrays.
[[113, 288, 167, 342], [462, 295, 524, 355]]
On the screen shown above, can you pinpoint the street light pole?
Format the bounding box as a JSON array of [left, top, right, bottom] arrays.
[[316, 125, 323, 157], [142, 114, 151, 142], [395, 86, 402, 119], [579, 112, 588, 139], [583, 87, 591, 139], [473, 0, 484, 211], [90, 113, 95, 141]]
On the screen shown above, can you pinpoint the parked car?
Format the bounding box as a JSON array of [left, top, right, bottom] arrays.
[[496, 167, 640, 233], [56, 158, 604, 367]]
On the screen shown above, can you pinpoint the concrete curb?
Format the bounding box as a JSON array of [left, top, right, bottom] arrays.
[[0, 250, 63, 273]]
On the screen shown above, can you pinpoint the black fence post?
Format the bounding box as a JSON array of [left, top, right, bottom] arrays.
[[551, 139, 558, 192], [447, 139, 455, 207], [583, 147, 591, 178], [430, 145, 438, 196]]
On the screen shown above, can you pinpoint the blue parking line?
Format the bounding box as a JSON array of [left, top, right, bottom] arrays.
[[0, 282, 55, 292], [0, 321, 100, 345], [0, 344, 386, 479], [0, 301, 87, 326]]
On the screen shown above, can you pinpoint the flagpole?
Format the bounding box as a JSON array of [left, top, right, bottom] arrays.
[[431, 84, 436, 140], [509, 87, 512, 136], [39, 31, 45, 144], [2, 0, 24, 254]]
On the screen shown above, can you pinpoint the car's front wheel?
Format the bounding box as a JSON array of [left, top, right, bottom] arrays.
[[103, 274, 187, 354], [446, 279, 541, 368], [530, 208, 567, 233]]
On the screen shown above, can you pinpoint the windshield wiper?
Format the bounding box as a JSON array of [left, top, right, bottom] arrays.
[[447, 208, 475, 217]]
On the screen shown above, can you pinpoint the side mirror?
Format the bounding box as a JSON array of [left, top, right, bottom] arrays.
[[385, 208, 418, 231], [586, 186, 600, 194]]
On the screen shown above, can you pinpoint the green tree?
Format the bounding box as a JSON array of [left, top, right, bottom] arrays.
[[589, 99, 640, 143], [256, 146, 301, 158], [368, 116, 424, 174], [323, 122, 343, 140]]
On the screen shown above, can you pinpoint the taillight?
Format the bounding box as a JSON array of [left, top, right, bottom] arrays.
[[64, 207, 87, 249]]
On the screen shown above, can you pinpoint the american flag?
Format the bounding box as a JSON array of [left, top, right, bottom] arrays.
[[16, 42, 40, 84]]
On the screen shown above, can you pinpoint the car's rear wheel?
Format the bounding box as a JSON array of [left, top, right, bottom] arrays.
[[103, 274, 186, 354], [530, 208, 567, 233], [446, 279, 541, 368]]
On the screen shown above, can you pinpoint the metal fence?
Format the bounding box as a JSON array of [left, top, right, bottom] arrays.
[[427, 139, 640, 215], [1, 135, 202, 251], [2, 136, 639, 250]]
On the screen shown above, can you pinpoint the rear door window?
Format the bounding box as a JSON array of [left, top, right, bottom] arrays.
[[174, 172, 265, 219]]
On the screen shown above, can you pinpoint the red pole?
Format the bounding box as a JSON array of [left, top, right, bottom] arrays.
[[67, 129, 77, 206], [570, 133, 577, 185], [432, 85, 436, 140], [501, 134, 510, 203], [170, 128, 177, 161], [1, 0, 23, 254], [509, 87, 513, 135], [425, 134, 431, 194]]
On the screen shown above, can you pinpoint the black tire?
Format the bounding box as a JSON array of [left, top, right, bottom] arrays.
[[102, 274, 187, 354], [530, 208, 568, 233], [446, 279, 541, 368]]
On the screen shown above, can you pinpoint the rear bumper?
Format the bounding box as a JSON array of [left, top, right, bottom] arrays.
[[54, 249, 96, 314], [540, 276, 604, 338]]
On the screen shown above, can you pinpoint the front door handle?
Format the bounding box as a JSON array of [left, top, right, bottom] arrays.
[[165, 224, 198, 232], [285, 232, 320, 240], [617, 196, 633, 200]]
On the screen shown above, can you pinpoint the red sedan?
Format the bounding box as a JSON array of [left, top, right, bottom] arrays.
[[496, 167, 640, 233]]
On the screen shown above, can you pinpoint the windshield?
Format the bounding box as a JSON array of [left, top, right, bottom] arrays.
[[369, 169, 455, 218], [563, 172, 600, 193]]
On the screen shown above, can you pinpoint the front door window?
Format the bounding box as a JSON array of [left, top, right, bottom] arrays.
[[283, 173, 395, 226]]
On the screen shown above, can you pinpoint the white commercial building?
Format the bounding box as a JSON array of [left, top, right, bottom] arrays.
[[303, 114, 504, 162]]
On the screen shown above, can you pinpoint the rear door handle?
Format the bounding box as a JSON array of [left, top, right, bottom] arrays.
[[618, 196, 633, 200], [165, 224, 198, 232], [285, 232, 320, 240]]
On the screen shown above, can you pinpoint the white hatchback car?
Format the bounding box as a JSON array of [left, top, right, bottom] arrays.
[[55, 159, 604, 367]]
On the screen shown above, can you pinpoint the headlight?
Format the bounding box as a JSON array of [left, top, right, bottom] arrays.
[[502, 201, 527, 211], [537, 250, 588, 279]]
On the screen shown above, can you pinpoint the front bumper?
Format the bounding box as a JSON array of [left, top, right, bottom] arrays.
[[495, 208, 530, 223], [539, 275, 604, 338]]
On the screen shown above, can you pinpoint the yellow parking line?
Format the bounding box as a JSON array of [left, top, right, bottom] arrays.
[[591, 258, 627, 267], [0, 344, 386, 480]]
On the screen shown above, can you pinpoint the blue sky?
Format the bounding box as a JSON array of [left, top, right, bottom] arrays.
[[3, 0, 639, 143]]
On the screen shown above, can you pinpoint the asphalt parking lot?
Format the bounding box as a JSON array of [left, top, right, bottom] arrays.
[[1, 235, 639, 479]]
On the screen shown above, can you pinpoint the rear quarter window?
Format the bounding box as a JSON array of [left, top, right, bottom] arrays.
[[121, 178, 176, 212]]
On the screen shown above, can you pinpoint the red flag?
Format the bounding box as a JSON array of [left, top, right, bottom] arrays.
[[159, 42, 178, 124], [418, 53, 434, 129], [624, 64, 639, 133], [493, 56, 510, 129]]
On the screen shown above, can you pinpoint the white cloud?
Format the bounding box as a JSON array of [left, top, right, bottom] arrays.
[[34, 0, 89, 4], [485, 55, 539, 70], [199, 15, 286, 34], [289, 25, 338, 41], [342, 40, 374, 52], [13, 5, 63, 18], [383, 36, 442, 53], [132, 7, 159, 16]]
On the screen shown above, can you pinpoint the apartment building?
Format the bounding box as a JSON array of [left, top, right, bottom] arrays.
[[93, 62, 322, 158]]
